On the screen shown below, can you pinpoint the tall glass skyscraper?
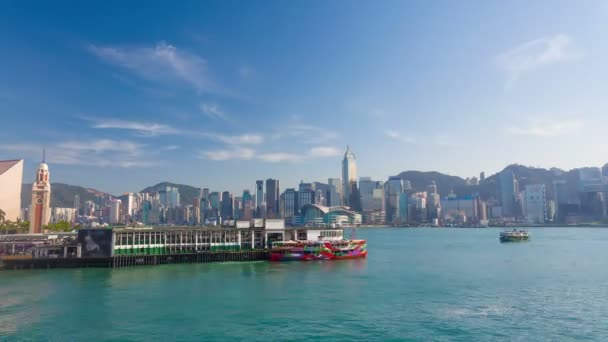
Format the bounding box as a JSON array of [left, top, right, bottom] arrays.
[[265, 178, 280, 219], [255, 180, 264, 217], [500, 170, 516, 217], [385, 176, 404, 224], [342, 146, 358, 207]]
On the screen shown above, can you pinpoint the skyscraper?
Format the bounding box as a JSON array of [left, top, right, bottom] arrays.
[[384, 176, 404, 224], [29, 155, 51, 234], [158, 186, 180, 208], [328, 178, 342, 205], [74, 194, 80, 216], [109, 199, 122, 224], [265, 179, 280, 219], [220, 191, 233, 219], [255, 180, 264, 218], [360, 177, 383, 212], [499, 170, 516, 217], [242, 190, 253, 220], [524, 184, 547, 224], [342, 146, 357, 207], [281, 188, 298, 221]]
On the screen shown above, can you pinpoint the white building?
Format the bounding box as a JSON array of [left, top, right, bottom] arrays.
[[52, 207, 77, 223], [109, 199, 122, 224], [0, 159, 23, 222], [524, 184, 547, 224]]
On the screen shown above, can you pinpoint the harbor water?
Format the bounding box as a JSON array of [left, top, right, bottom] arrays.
[[2, 227, 608, 341]]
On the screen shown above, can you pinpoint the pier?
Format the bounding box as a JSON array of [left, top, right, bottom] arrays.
[[1, 250, 270, 270], [0, 221, 345, 270]]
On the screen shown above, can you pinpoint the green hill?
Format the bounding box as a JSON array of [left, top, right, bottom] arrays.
[[21, 183, 114, 209], [140, 182, 200, 206]]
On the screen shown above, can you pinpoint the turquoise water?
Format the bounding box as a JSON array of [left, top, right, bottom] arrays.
[[2, 228, 608, 341]]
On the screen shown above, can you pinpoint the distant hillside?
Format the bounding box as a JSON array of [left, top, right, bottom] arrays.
[[395, 171, 466, 196], [21, 183, 114, 209], [394, 164, 599, 200], [140, 182, 200, 206]]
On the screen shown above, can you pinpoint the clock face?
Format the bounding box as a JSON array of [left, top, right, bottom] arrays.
[[36, 198, 43, 204]]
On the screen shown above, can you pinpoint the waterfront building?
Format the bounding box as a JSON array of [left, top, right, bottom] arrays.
[[266, 179, 280, 219], [0, 159, 23, 222], [524, 184, 547, 224], [384, 176, 403, 224], [29, 157, 51, 234], [280, 188, 298, 222], [328, 178, 342, 206], [499, 170, 516, 218], [255, 180, 264, 218], [440, 196, 477, 224], [300, 204, 362, 226], [341, 146, 357, 207]]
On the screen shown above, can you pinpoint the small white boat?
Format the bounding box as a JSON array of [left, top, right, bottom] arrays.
[[500, 229, 530, 242]]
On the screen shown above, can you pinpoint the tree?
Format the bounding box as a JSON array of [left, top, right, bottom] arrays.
[[44, 220, 72, 233]]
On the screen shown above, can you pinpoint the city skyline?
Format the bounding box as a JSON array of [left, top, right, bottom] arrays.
[[2, 1, 608, 195]]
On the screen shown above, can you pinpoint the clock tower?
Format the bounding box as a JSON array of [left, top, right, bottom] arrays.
[[29, 151, 51, 234]]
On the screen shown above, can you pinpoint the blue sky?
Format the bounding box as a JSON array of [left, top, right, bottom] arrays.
[[1, 1, 607, 195]]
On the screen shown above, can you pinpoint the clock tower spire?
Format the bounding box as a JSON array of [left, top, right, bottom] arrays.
[[29, 151, 51, 234]]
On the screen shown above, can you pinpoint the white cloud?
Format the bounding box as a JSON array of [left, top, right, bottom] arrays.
[[88, 118, 180, 136], [200, 103, 227, 120], [308, 146, 341, 157], [257, 152, 301, 163], [506, 119, 584, 137], [385, 130, 415, 144], [199, 146, 341, 163], [204, 133, 263, 145], [0, 140, 153, 168], [496, 34, 583, 85], [88, 41, 211, 92], [200, 148, 255, 161], [161, 145, 180, 151]]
